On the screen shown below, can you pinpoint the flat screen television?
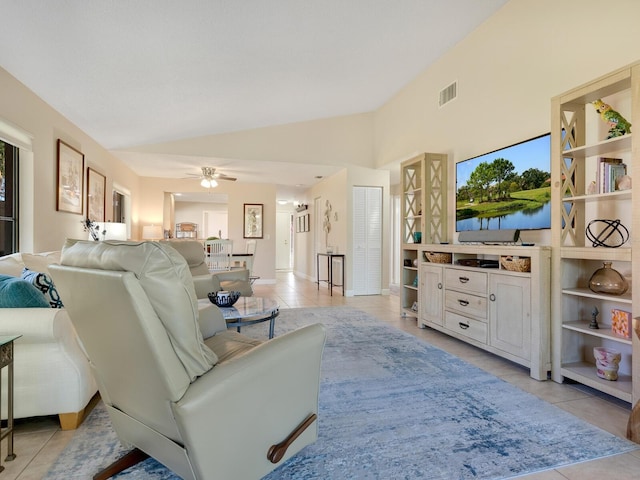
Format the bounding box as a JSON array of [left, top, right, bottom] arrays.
[[456, 133, 551, 232]]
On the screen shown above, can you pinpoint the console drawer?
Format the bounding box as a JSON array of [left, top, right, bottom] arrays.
[[444, 311, 487, 344], [445, 268, 487, 295], [445, 290, 487, 319]]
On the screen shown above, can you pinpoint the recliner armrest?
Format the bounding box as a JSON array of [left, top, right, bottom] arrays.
[[172, 323, 326, 477], [212, 269, 250, 282], [192, 275, 222, 299], [192, 271, 253, 299]]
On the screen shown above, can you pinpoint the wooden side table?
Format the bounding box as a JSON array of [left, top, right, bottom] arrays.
[[0, 335, 20, 472]]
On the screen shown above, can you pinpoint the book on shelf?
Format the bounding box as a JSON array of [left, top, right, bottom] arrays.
[[596, 158, 626, 194], [611, 308, 632, 338]]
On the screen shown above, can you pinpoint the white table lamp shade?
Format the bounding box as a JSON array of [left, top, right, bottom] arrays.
[[87, 222, 128, 241]]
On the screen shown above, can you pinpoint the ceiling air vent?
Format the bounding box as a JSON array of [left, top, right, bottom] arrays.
[[439, 81, 457, 108]]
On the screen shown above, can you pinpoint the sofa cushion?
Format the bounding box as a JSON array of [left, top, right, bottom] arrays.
[[0, 274, 50, 308], [0, 253, 25, 277], [0, 251, 61, 278], [21, 268, 64, 308], [60, 240, 217, 380]]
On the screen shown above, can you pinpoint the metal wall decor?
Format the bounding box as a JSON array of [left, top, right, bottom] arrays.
[[585, 219, 629, 248]]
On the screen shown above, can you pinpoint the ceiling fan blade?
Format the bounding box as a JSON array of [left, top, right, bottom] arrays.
[[216, 173, 237, 181]]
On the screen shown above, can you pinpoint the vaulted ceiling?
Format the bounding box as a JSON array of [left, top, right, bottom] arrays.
[[0, 0, 508, 200]]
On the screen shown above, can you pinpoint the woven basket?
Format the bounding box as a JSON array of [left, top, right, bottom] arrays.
[[500, 256, 531, 273], [424, 252, 452, 264]]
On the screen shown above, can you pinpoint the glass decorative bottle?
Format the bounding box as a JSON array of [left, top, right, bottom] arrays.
[[588, 262, 629, 295]]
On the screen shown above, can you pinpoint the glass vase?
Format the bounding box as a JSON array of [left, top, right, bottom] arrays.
[[588, 262, 628, 295]]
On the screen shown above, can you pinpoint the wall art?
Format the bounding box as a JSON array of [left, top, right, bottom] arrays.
[[56, 139, 84, 214], [244, 203, 263, 238], [87, 167, 106, 221]]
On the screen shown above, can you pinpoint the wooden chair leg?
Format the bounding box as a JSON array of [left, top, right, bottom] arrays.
[[59, 393, 102, 430], [59, 411, 84, 430], [93, 448, 149, 480]]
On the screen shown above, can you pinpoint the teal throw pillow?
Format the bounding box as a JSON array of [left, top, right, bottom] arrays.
[[21, 268, 64, 308], [0, 274, 50, 308]]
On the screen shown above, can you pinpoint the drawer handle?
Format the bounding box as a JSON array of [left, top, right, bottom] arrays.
[[458, 299, 469, 306], [459, 322, 470, 330], [458, 276, 469, 283], [437, 282, 443, 290], [489, 293, 496, 302]]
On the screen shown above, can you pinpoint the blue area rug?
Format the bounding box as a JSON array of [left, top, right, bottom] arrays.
[[46, 306, 638, 479]]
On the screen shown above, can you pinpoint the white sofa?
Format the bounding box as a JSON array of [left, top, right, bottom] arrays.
[[0, 251, 98, 429]]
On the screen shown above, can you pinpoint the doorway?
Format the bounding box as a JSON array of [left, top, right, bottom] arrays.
[[276, 211, 293, 270], [112, 185, 131, 240]]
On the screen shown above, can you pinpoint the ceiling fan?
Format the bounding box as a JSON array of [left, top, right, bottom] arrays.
[[186, 166, 237, 188]]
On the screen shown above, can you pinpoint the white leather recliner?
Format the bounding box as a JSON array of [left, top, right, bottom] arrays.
[[160, 239, 254, 297], [50, 240, 326, 480]]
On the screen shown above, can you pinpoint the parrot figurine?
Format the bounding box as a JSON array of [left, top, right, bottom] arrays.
[[592, 99, 632, 139]]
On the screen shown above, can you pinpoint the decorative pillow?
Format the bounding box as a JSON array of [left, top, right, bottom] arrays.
[[21, 268, 64, 308], [0, 274, 50, 308]]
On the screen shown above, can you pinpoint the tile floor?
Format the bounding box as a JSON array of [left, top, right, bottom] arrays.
[[4, 271, 640, 479]]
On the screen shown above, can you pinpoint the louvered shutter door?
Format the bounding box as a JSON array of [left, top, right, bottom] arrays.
[[353, 186, 382, 295]]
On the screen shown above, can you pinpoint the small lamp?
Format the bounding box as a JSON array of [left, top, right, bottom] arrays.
[[94, 222, 127, 241], [142, 225, 163, 241]]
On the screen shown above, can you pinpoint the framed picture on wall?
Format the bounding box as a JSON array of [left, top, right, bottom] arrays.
[[87, 167, 106, 221], [304, 213, 310, 232], [243, 203, 263, 238], [56, 139, 84, 214], [296, 216, 301, 233]]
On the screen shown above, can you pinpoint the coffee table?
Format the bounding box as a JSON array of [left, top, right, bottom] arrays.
[[218, 297, 279, 339]]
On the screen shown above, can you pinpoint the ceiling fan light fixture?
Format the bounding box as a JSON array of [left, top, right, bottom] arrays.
[[201, 177, 218, 189]]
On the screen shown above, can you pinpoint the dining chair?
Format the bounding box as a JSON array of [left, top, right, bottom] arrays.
[[205, 239, 233, 271]]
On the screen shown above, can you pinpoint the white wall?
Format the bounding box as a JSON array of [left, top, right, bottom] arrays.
[[0, 66, 140, 252], [174, 201, 228, 239], [125, 113, 374, 169], [373, 0, 640, 245]]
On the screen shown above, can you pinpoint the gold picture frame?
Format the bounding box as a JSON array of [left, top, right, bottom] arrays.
[[56, 139, 84, 215], [87, 167, 106, 221], [243, 203, 263, 238]]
